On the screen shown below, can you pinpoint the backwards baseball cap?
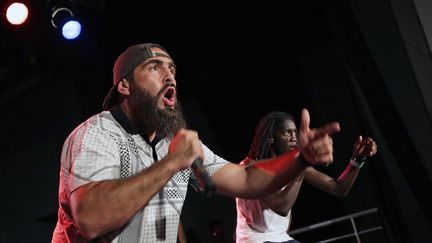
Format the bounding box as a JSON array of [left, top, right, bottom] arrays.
[[102, 43, 172, 110]]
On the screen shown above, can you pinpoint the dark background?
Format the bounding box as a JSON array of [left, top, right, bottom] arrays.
[[1, 0, 432, 242]]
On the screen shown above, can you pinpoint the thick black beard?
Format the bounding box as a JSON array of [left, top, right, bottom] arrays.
[[128, 83, 187, 138]]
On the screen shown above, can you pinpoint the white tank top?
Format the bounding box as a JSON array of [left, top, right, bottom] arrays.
[[236, 196, 294, 243]]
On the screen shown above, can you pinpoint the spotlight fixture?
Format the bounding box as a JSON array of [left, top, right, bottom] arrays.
[[50, 2, 81, 40]]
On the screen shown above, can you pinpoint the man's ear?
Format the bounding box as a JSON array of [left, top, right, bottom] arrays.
[[117, 78, 130, 95], [268, 137, 274, 144]]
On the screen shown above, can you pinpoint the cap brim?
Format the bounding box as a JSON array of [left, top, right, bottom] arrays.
[[102, 82, 119, 111]]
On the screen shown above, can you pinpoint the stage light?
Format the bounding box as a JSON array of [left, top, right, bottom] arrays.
[[51, 6, 82, 40], [62, 20, 81, 39], [6, 2, 29, 25]]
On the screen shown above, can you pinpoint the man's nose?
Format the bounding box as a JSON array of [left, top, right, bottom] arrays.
[[162, 67, 176, 86]]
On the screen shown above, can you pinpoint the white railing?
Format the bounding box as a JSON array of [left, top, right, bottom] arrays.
[[288, 207, 383, 243]]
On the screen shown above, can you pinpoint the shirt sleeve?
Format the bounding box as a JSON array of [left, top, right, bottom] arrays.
[[189, 143, 229, 192], [64, 120, 122, 193]]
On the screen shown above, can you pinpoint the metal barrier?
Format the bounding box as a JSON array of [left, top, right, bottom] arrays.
[[288, 207, 383, 243]]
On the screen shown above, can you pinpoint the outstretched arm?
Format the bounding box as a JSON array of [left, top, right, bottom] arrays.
[[259, 136, 378, 215], [305, 136, 378, 197], [212, 108, 340, 199]]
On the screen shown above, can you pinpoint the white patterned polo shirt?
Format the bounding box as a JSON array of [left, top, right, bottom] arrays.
[[51, 106, 228, 242]]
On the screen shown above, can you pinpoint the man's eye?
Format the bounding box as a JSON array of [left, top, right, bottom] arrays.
[[286, 130, 297, 136]]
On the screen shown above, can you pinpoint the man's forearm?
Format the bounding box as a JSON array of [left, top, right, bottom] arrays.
[[235, 149, 305, 198], [70, 156, 178, 239], [334, 160, 361, 196]]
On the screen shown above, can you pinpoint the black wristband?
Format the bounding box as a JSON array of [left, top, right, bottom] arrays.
[[352, 156, 367, 163]]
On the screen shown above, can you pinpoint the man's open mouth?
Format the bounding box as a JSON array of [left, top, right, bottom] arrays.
[[162, 86, 176, 107]]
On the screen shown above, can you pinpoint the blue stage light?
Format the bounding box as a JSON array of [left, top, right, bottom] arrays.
[[62, 20, 81, 39], [51, 7, 82, 40]]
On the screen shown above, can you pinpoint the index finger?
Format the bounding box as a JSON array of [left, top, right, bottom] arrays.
[[300, 108, 310, 133]]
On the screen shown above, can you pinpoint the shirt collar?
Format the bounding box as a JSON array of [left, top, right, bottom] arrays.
[[110, 105, 163, 145]]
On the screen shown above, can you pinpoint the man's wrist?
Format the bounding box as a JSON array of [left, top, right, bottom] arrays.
[[350, 157, 365, 168]]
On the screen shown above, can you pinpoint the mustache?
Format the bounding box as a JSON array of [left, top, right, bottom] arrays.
[[163, 82, 176, 90], [157, 82, 176, 96]]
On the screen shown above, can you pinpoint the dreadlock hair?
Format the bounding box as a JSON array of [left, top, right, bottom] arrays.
[[248, 111, 295, 160]]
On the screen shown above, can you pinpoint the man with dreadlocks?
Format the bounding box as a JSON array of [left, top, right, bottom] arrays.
[[235, 111, 377, 243]]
